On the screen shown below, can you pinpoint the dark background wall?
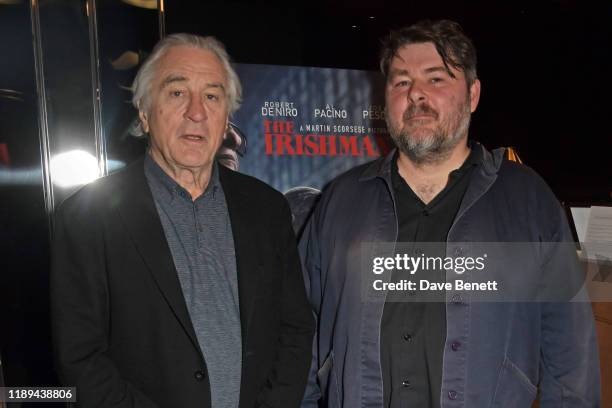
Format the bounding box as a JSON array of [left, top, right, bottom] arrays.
[[0, 0, 610, 404], [166, 0, 612, 203]]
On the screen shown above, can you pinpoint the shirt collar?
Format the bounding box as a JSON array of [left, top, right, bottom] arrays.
[[390, 140, 481, 186], [144, 154, 220, 203]]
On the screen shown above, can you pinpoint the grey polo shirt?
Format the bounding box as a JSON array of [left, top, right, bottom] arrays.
[[144, 155, 242, 408]]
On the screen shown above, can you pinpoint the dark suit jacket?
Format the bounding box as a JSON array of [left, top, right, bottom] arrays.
[[51, 157, 315, 408]]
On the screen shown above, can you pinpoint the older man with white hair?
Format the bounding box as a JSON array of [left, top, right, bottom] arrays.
[[51, 34, 314, 408]]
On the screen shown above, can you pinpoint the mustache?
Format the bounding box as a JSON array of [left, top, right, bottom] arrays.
[[402, 103, 439, 121]]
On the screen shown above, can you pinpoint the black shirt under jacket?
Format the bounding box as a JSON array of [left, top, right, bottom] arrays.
[[380, 146, 481, 408]]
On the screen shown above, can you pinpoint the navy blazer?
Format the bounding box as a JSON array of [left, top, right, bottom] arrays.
[[51, 157, 314, 408]]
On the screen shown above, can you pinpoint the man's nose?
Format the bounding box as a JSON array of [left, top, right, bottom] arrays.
[[407, 81, 427, 103], [184, 95, 207, 122]]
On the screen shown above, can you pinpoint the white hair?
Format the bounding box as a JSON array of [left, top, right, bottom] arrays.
[[131, 33, 242, 136]]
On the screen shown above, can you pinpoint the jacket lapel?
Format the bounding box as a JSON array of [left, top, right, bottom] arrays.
[[114, 158, 202, 356], [453, 144, 505, 223], [218, 165, 263, 344]]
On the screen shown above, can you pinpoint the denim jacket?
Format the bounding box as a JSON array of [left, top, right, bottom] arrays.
[[299, 142, 600, 408]]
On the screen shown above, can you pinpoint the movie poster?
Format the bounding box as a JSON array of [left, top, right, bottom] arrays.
[[230, 63, 391, 233]]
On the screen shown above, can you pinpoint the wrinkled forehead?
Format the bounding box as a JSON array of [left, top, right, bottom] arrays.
[[154, 45, 227, 86], [389, 41, 466, 82], [390, 42, 446, 69]]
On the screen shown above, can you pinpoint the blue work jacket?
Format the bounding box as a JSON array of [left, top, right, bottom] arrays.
[[300, 142, 600, 408]]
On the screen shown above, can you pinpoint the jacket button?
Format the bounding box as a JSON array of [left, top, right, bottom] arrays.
[[451, 341, 461, 351], [402, 379, 411, 388], [448, 390, 458, 400], [194, 370, 206, 381], [451, 294, 463, 304], [402, 333, 412, 342]]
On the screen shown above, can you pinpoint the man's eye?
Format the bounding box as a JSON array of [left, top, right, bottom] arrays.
[[206, 94, 219, 101], [430, 77, 444, 84], [395, 80, 409, 88], [170, 90, 184, 97]]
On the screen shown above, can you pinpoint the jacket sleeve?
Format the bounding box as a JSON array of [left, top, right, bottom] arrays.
[[255, 198, 315, 408], [538, 205, 601, 407], [50, 198, 159, 408], [298, 205, 324, 408]]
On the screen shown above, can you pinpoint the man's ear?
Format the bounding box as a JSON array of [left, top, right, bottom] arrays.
[[223, 117, 230, 140], [469, 79, 481, 113], [138, 108, 150, 134]]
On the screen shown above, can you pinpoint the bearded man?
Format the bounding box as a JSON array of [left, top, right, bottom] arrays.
[[299, 20, 600, 408]]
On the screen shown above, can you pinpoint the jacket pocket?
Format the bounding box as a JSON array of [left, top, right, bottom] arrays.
[[317, 350, 340, 407], [491, 357, 537, 408]]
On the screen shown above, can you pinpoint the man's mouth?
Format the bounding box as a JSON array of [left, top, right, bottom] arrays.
[[181, 134, 205, 141], [406, 114, 436, 121]]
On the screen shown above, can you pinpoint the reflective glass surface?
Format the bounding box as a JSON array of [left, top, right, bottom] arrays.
[[97, 0, 159, 172], [0, 0, 57, 392]]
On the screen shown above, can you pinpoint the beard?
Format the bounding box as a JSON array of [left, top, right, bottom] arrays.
[[387, 98, 471, 165]]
